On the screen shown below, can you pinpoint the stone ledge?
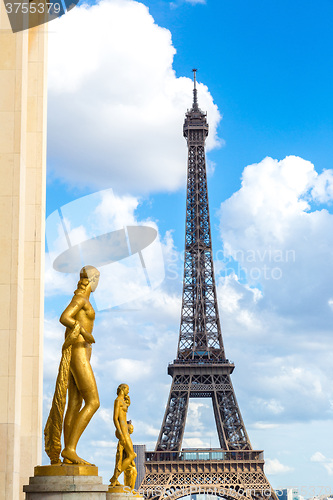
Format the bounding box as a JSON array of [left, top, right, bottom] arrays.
[[23, 474, 108, 494], [29, 475, 104, 486]]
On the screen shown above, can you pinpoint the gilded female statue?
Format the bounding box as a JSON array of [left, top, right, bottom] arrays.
[[112, 421, 137, 490], [44, 265, 100, 465], [109, 384, 137, 488]]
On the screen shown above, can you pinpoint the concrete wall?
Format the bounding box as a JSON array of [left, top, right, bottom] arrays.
[[0, 5, 47, 499]]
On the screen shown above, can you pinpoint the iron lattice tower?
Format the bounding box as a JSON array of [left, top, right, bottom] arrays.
[[140, 71, 276, 500]]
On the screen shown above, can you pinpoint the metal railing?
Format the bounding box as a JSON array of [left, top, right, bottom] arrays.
[[145, 449, 264, 462], [169, 359, 234, 365]]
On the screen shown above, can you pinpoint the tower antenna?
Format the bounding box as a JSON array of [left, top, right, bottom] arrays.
[[192, 68, 198, 109]]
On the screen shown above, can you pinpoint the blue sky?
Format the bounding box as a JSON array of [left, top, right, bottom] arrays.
[[44, 0, 333, 494]]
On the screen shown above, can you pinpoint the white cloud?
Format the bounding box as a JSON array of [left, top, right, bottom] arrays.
[[216, 155, 333, 426], [132, 420, 162, 438], [254, 398, 284, 415], [216, 274, 263, 335], [182, 437, 209, 447], [265, 458, 293, 475], [311, 452, 333, 475], [311, 451, 326, 462], [218, 156, 333, 332], [184, 0, 206, 4], [44, 254, 77, 297], [91, 440, 117, 449], [47, 0, 221, 194], [311, 169, 333, 203], [170, 0, 206, 7], [62, 220, 88, 246], [186, 401, 210, 431], [324, 463, 333, 475], [219, 156, 333, 265], [106, 358, 152, 381], [220, 155, 319, 249], [93, 191, 139, 230], [252, 422, 280, 430], [43, 317, 65, 379]]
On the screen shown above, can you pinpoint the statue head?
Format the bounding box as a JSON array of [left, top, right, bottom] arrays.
[[117, 383, 129, 396], [77, 265, 100, 292]]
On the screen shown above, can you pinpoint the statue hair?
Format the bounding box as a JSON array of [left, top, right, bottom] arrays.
[[74, 266, 100, 295], [117, 383, 129, 395]]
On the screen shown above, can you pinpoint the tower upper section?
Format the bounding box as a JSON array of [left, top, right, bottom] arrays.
[[153, 71, 252, 455], [183, 69, 209, 144], [176, 70, 226, 363]]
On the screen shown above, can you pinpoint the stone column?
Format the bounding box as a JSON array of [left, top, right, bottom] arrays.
[[0, 4, 47, 500]]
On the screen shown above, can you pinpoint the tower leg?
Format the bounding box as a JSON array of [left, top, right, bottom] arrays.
[[212, 375, 251, 450], [155, 375, 190, 451]]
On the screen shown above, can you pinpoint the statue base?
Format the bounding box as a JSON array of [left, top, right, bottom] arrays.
[[35, 464, 99, 476], [107, 485, 143, 499], [23, 465, 108, 499]]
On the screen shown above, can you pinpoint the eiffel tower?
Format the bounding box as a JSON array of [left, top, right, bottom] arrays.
[[139, 71, 277, 500]]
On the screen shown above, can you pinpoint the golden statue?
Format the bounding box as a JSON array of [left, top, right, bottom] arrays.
[[44, 265, 100, 466], [112, 421, 137, 490], [109, 384, 137, 490]]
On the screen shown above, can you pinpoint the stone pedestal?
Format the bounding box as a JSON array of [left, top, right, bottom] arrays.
[[23, 465, 109, 499], [107, 485, 143, 500]]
